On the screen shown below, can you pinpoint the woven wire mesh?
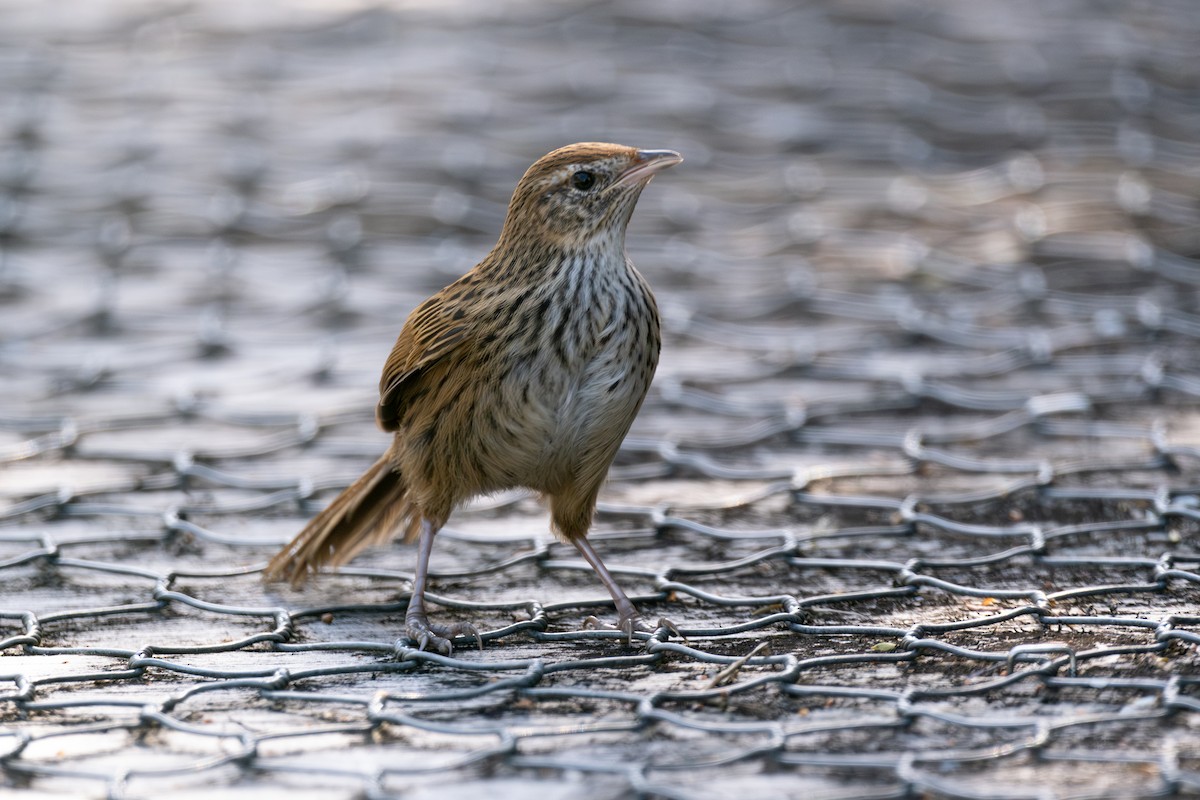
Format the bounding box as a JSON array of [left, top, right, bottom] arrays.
[[3, 1, 1200, 797]]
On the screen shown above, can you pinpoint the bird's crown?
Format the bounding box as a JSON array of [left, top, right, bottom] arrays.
[[499, 142, 681, 249]]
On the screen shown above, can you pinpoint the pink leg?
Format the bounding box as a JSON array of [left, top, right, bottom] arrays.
[[404, 518, 481, 655], [572, 535, 645, 638]]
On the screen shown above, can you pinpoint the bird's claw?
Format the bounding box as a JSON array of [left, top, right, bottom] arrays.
[[405, 615, 482, 656], [583, 614, 682, 646], [655, 616, 687, 643]]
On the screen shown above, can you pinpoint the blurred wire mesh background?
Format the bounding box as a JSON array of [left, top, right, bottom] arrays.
[[3, 0, 1200, 797]]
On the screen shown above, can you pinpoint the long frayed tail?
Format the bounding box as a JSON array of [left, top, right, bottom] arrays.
[[264, 454, 416, 587]]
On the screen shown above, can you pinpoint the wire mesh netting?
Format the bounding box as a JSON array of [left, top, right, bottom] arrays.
[[3, 1, 1200, 797]]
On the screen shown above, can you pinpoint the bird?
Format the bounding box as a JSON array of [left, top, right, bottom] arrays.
[[265, 142, 682, 655]]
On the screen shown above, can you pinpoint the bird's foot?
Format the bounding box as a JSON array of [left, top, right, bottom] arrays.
[[583, 614, 683, 646], [405, 613, 482, 656]]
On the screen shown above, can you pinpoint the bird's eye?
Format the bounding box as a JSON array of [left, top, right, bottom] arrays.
[[571, 170, 596, 191]]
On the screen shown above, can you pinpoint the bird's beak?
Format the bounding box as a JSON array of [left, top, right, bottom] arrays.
[[613, 149, 683, 188]]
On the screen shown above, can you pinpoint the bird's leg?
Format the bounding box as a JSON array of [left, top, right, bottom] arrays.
[[405, 517, 481, 655], [572, 535, 651, 644]]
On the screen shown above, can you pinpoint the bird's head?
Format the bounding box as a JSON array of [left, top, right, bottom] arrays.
[[499, 142, 682, 250]]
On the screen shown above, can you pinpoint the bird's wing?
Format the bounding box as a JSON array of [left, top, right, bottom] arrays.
[[376, 292, 471, 432]]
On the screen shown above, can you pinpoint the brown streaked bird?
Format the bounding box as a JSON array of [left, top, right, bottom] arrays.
[[265, 142, 682, 654]]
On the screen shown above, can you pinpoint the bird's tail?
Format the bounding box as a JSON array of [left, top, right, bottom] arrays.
[[264, 454, 418, 587]]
